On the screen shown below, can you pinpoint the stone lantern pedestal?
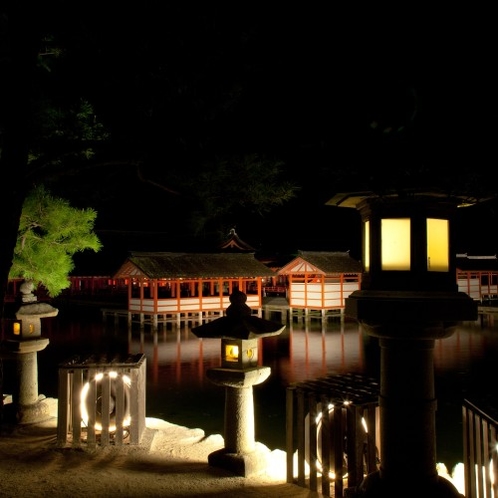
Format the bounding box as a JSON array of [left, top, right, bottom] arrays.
[[347, 291, 472, 497], [206, 366, 272, 476]]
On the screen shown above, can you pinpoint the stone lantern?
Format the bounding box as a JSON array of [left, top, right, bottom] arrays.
[[327, 190, 476, 497], [192, 289, 285, 477], [1, 280, 57, 424]]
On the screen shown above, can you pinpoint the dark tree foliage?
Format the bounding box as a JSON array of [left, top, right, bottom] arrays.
[[0, 5, 302, 317], [0, 8, 41, 319]]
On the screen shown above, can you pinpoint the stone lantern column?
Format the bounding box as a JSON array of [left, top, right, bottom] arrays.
[[208, 366, 271, 456], [192, 289, 285, 477]]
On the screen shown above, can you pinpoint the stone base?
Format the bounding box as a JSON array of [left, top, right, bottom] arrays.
[[354, 470, 463, 498], [208, 442, 271, 477], [4, 396, 53, 425]]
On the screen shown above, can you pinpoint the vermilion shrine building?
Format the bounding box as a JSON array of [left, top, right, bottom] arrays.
[[277, 251, 363, 320], [112, 251, 275, 327], [456, 253, 498, 302]]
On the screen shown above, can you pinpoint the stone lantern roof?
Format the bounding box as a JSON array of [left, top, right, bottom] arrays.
[[326, 188, 486, 209], [192, 289, 285, 340]]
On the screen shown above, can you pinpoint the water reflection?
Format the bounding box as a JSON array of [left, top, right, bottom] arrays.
[[260, 320, 372, 384], [4, 309, 497, 472]]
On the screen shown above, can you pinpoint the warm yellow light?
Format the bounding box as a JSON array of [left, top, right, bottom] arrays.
[[427, 218, 449, 271], [225, 344, 239, 362], [363, 220, 370, 271], [80, 372, 132, 432], [381, 218, 411, 270], [13, 322, 21, 335]]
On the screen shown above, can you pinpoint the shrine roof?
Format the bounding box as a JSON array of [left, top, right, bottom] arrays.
[[278, 250, 363, 275], [456, 254, 498, 272], [218, 228, 256, 252], [113, 251, 275, 279]]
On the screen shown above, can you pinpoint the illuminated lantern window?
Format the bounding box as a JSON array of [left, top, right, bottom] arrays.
[[221, 338, 258, 369], [225, 343, 239, 363], [11, 318, 40, 338], [381, 218, 411, 271], [427, 218, 449, 272], [363, 220, 370, 272], [13, 321, 21, 335]]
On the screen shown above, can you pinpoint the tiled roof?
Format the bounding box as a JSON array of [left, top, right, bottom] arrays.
[[278, 250, 363, 275], [218, 228, 256, 252], [113, 251, 275, 279]]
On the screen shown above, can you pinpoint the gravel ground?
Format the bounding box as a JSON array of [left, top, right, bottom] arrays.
[[0, 398, 321, 497]]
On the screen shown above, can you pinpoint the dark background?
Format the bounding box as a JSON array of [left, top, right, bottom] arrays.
[[24, 4, 498, 273]]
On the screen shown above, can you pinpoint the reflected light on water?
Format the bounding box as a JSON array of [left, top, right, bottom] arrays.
[[125, 318, 370, 390]]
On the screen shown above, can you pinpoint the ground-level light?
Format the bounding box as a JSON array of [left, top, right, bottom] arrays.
[[304, 400, 373, 481], [80, 371, 132, 433]]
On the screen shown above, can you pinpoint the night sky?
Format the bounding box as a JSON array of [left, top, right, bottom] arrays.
[[26, 5, 498, 273]]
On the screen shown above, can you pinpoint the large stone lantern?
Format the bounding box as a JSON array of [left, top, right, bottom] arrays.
[[192, 289, 285, 477], [327, 190, 476, 497]]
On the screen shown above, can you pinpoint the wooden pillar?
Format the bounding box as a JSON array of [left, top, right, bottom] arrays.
[[127, 279, 132, 313], [152, 279, 158, 314], [321, 275, 325, 308]]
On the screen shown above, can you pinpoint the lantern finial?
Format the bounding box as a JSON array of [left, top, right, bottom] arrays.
[[226, 289, 251, 317]]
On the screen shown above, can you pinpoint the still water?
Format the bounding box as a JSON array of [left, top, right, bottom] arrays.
[[3, 306, 498, 472]]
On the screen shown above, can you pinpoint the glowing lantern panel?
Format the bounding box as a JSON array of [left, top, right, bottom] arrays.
[[363, 220, 370, 271], [381, 218, 411, 271], [225, 344, 239, 363], [221, 338, 258, 369], [13, 321, 21, 335], [427, 218, 449, 272]]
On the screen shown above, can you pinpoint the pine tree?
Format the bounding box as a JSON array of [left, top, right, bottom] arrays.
[[8, 185, 102, 297]]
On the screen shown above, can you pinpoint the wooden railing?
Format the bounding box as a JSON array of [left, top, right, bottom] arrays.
[[263, 286, 287, 296], [463, 398, 498, 498]]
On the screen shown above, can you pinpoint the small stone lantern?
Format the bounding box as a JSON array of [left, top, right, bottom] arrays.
[[0, 280, 58, 424], [192, 289, 285, 477]]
